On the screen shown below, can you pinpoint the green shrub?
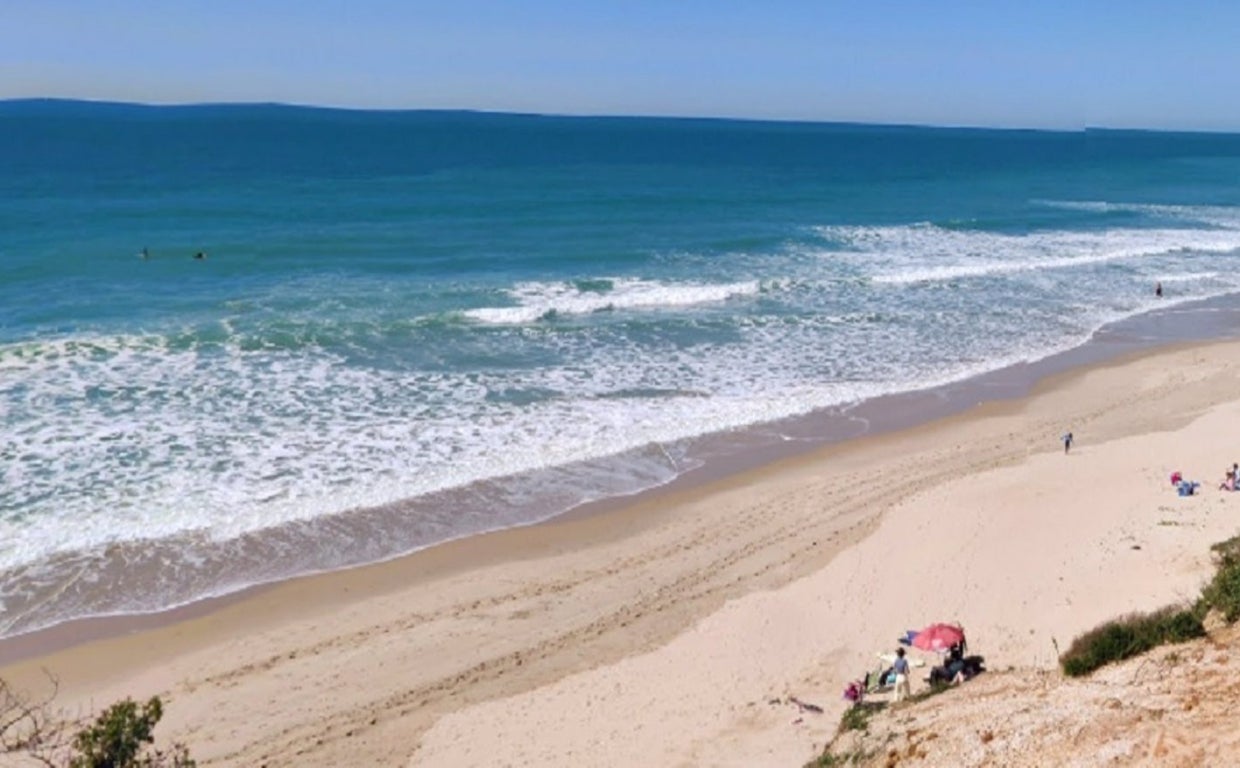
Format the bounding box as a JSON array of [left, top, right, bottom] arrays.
[[838, 702, 884, 733], [70, 696, 194, 768], [806, 749, 868, 767], [1159, 609, 1205, 641], [1198, 538, 1240, 622], [1209, 534, 1240, 565], [1059, 606, 1203, 677]]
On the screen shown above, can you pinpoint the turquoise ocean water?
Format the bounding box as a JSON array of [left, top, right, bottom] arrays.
[[4, 100, 1240, 638]]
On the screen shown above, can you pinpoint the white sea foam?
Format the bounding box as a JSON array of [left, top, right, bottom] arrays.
[[1158, 271, 1222, 284], [0, 312, 1064, 575], [815, 223, 1240, 285], [462, 277, 761, 324], [1035, 200, 1240, 228]]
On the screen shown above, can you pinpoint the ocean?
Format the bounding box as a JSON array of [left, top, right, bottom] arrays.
[[3, 100, 1240, 640]]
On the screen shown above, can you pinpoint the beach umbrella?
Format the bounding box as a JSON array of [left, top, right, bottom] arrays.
[[911, 623, 965, 652]]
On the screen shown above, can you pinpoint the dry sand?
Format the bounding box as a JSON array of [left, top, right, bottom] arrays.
[[4, 340, 1240, 767]]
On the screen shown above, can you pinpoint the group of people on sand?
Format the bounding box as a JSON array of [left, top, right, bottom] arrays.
[[1169, 465, 1238, 495], [845, 630, 984, 706], [926, 641, 980, 687]]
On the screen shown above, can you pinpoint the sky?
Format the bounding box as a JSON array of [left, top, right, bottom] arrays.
[[3, 0, 1239, 131]]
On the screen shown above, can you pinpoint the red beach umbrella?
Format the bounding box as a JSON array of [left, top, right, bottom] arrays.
[[911, 623, 965, 652]]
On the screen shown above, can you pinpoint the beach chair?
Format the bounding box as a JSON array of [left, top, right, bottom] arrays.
[[865, 667, 890, 695]]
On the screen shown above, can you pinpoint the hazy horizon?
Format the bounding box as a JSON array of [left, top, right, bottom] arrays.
[[6, 96, 1240, 136], [5, 2, 1240, 133]]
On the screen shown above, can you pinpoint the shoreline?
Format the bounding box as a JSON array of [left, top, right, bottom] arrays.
[[5, 292, 1240, 662], [3, 317, 1240, 764]]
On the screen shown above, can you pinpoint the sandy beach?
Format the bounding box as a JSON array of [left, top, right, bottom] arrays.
[[5, 339, 1240, 766]]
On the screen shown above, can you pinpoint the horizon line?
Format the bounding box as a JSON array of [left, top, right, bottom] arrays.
[[6, 96, 1239, 137]]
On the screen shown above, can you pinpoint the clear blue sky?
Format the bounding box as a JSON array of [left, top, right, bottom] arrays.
[[4, 0, 1238, 130]]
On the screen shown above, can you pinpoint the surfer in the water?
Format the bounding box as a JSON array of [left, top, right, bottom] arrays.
[[193, 251, 207, 260]]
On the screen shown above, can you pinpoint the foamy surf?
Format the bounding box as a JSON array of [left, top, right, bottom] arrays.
[[815, 223, 1240, 285], [462, 278, 762, 324]]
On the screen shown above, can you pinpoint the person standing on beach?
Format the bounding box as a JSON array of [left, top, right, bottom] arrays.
[[1062, 431, 1073, 454], [892, 647, 911, 702]]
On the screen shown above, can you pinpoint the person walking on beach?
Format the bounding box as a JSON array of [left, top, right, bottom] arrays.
[[1062, 431, 1074, 454], [892, 647, 911, 702]]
